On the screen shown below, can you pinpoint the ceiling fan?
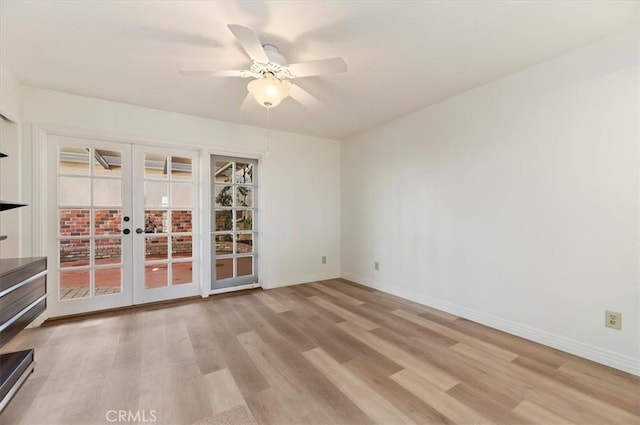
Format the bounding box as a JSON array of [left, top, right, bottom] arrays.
[[180, 24, 347, 109]]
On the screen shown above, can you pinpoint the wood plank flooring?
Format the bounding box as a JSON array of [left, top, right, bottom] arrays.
[[1, 279, 638, 425]]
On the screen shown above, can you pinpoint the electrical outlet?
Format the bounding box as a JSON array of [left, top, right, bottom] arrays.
[[321, 256, 327, 264], [605, 311, 621, 330], [374, 261, 379, 271]]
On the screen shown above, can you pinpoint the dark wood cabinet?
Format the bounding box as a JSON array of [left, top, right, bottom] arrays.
[[0, 350, 35, 412], [0, 150, 47, 413], [0, 257, 47, 412], [0, 258, 48, 345]]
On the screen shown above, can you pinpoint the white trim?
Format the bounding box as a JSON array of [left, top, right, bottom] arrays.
[[263, 272, 341, 289], [31, 125, 47, 257], [30, 124, 49, 324], [27, 312, 48, 328], [257, 154, 265, 290], [30, 123, 203, 152], [210, 282, 260, 295], [342, 272, 640, 376], [207, 147, 265, 159], [200, 149, 211, 298], [0, 109, 19, 124]]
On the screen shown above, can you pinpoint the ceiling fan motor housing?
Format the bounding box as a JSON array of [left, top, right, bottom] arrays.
[[245, 44, 295, 81], [263, 44, 285, 65]]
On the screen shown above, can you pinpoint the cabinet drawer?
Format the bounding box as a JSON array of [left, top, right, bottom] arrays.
[[0, 298, 46, 347], [0, 258, 47, 293], [0, 273, 47, 324], [0, 349, 35, 412]]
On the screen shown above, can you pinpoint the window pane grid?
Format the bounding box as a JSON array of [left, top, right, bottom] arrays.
[[143, 153, 194, 289], [57, 145, 127, 300], [212, 157, 257, 282]]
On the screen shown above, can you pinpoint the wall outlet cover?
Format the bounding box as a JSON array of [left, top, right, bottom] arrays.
[[605, 311, 621, 330]]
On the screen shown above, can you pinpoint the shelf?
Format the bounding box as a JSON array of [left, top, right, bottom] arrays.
[[0, 349, 35, 413], [0, 202, 27, 212], [0, 151, 7, 158]]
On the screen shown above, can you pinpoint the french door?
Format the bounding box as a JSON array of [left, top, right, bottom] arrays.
[[211, 155, 258, 290], [133, 145, 199, 304], [47, 136, 199, 317]]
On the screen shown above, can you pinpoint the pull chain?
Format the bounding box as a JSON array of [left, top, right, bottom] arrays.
[[265, 106, 271, 156]]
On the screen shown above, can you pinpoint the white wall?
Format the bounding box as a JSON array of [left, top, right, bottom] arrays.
[[0, 64, 23, 258], [0, 64, 21, 122], [341, 31, 639, 374], [18, 86, 340, 291]]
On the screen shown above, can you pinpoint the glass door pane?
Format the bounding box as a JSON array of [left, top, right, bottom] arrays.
[[133, 147, 199, 304], [48, 137, 133, 317], [57, 145, 126, 300], [211, 156, 258, 290]]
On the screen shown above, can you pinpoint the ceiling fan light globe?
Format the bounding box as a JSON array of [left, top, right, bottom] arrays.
[[247, 75, 290, 108]]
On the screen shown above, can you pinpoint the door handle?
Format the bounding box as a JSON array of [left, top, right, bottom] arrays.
[[136, 228, 144, 234], [123, 229, 131, 235]]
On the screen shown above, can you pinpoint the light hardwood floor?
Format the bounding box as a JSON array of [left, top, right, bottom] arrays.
[[1, 279, 638, 425]]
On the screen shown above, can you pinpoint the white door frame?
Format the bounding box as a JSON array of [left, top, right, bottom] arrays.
[[34, 126, 205, 318], [203, 150, 264, 294], [210, 155, 259, 290]]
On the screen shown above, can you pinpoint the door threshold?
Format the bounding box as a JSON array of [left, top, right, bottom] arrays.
[[210, 283, 261, 295], [42, 288, 260, 327]]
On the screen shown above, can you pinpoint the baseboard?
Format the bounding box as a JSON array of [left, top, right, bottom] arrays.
[[210, 283, 260, 295], [263, 272, 341, 289], [26, 310, 49, 329], [41, 289, 263, 327], [341, 272, 640, 376]]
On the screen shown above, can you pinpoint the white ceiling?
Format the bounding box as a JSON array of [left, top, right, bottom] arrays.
[[0, 1, 637, 139]]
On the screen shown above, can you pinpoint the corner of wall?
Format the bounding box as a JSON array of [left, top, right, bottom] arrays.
[[0, 64, 22, 122]]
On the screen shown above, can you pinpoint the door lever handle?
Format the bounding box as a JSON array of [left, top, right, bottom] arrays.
[[136, 228, 144, 234]]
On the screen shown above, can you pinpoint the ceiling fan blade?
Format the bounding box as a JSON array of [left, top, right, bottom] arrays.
[[180, 69, 244, 77], [289, 84, 321, 109], [240, 92, 257, 111], [228, 24, 269, 63], [287, 57, 347, 78]]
